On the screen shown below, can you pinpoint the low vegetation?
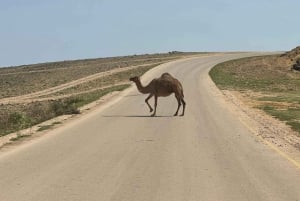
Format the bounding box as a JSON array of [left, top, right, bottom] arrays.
[[0, 84, 129, 137], [209, 50, 300, 134]]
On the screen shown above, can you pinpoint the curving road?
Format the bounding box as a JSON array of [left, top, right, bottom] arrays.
[[0, 53, 300, 201]]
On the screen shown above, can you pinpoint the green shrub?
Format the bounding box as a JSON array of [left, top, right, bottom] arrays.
[[51, 98, 81, 116]]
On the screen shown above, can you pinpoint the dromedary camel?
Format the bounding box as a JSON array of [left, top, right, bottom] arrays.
[[129, 73, 186, 116]]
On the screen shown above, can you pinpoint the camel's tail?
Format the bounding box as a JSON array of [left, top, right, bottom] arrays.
[[181, 88, 184, 98]]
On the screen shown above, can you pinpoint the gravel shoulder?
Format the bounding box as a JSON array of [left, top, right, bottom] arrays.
[[220, 90, 300, 166]]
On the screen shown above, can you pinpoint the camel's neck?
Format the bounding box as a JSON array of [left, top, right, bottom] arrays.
[[134, 80, 150, 94]]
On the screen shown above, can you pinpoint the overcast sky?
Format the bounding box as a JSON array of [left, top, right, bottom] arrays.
[[0, 0, 299, 67]]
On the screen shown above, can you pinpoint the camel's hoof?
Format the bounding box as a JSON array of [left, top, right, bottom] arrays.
[[174, 113, 178, 116], [151, 113, 156, 117]]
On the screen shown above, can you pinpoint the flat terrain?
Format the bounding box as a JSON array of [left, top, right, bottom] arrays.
[[0, 52, 200, 136], [0, 54, 299, 201]]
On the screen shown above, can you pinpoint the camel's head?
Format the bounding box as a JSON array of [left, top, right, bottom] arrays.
[[129, 76, 140, 82]]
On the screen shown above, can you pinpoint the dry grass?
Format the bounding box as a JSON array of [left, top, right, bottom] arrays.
[[210, 55, 300, 92], [41, 63, 158, 98]]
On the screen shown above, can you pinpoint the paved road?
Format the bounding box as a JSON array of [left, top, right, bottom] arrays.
[[1, 53, 300, 201]]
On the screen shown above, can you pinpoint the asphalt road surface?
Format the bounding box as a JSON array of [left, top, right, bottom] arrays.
[[1, 53, 300, 201]]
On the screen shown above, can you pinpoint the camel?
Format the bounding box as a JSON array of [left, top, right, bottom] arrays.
[[129, 73, 186, 116]]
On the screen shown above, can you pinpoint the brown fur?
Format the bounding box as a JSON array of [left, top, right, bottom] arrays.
[[129, 73, 186, 116]]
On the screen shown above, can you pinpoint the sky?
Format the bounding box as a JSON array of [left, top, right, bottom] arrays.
[[0, 0, 299, 67]]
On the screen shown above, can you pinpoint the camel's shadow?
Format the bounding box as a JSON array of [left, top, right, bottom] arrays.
[[102, 114, 174, 118]]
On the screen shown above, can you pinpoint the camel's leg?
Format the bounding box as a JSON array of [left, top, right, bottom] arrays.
[[180, 98, 186, 116], [145, 94, 153, 113], [174, 95, 181, 116], [151, 95, 158, 116]]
